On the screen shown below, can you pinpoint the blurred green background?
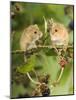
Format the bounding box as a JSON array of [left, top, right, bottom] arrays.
[[11, 2, 74, 98]]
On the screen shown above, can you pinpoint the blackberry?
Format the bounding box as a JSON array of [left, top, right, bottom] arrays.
[[59, 58, 68, 68], [38, 74, 50, 84], [69, 20, 74, 30], [42, 88, 50, 96]]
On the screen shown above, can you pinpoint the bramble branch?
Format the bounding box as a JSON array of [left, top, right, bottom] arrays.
[[11, 45, 73, 54]]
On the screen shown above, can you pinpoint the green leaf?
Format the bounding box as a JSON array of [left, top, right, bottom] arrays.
[[17, 55, 36, 74]]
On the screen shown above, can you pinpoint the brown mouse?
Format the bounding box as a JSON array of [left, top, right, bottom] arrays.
[[20, 24, 43, 51]]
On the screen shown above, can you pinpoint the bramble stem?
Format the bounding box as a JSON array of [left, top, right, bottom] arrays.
[[50, 67, 64, 89], [56, 67, 64, 83], [11, 45, 73, 54], [26, 72, 40, 85], [32, 69, 39, 81]]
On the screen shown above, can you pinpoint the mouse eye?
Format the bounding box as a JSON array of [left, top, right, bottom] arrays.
[[55, 29, 58, 32], [34, 31, 37, 34]]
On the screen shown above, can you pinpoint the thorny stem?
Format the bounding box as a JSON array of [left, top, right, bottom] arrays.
[[12, 45, 72, 91], [12, 49, 24, 53], [50, 67, 64, 89], [56, 67, 64, 83], [26, 72, 41, 85], [37, 45, 73, 49], [32, 69, 39, 81], [11, 45, 73, 54]]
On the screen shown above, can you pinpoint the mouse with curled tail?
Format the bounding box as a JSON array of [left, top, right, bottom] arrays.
[[47, 18, 69, 54], [20, 24, 43, 51]]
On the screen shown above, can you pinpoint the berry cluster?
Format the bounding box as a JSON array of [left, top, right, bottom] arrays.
[[59, 58, 68, 68]]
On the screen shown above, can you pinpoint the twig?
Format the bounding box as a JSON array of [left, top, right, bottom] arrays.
[[56, 67, 64, 83], [50, 67, 64, 88], [32, 69, 39, 81], [11, 49, 24, 54], [26, 72, 40, 85], [37, 45, 73, 49], [11, 45, 73, 54]]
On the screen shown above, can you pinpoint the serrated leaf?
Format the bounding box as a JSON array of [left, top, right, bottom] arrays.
[[17, 55, 36, 74]]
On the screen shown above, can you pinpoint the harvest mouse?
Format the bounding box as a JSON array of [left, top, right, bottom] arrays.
[[20, 24, 43, 52], [20, 24, 43, 62], [47, 18, 69, 54], [47, 19, 69, 85]]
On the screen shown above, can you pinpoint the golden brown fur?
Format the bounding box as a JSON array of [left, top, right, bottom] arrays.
[[20, 24, 43, 51], [47, 19, 69, 51]]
